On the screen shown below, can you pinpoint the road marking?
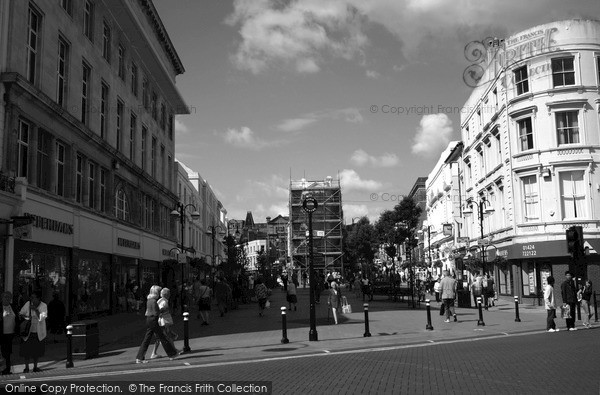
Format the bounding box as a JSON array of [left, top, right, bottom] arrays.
[[323, 350, 331, 353], [15, 330, 545, 383], [501, 332, 509, 336], [427, 340, 434, 343]]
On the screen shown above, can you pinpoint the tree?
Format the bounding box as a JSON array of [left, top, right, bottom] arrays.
[[375, 196, 423, 250], [344, 217, 378, 275]]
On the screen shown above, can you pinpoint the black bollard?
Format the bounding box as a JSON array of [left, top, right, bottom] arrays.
[[477, 297, 485, 326], [281, 307, 289, 344], [425, 299, 433, 331], [363, 303, 371, 337], [594, 292, 598, 322], [183, 312, 191, 353], [514, 295, 521, 322], [66, 325, 74, 368]]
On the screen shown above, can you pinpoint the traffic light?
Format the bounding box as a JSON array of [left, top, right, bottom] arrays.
[[566, 226, 584, 257]]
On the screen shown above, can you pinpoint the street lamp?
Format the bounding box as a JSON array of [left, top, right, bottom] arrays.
[[303, 194, 319, 342], [170, 203, 200, 311], [463, 197, 494, 275], [207, 224, 225, 285]]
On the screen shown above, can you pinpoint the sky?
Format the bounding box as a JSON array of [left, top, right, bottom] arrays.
[[153, 0, 599, 223]]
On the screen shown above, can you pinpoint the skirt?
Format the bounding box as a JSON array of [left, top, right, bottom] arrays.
[[20, 334, 45, 359], [286, 294, 298, 304]]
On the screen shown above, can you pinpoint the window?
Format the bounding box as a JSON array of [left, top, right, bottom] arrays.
[[114, 188, 129, 220], [167, 154, 172, 190], [26, 6, 41, 84], [99, 168, 107, 212], [560, 171, 586, 219], [17, 120, 30, 178], [56, 142, 65, 196], [57, 37, 69, 107], [160, 103, 166, 130], [100, 82, 108, 139], [131, 62, 138, 96], [144, 195, 153, 230], [498, 184, 506, 229], [168, 114, 174, 140], [517, 117, 533, 151], [514, 66, 529, 95], [81, 61, 91, 124], [36, 130, 50, 190], [102, 21, 111, 62], [522, 175, 539, 222], [556, 111, 579, 145], [76, 155, 83, 203], [476, 146, 484, 176], [116, 100, 123, 151], [118, 45, 125, 80], [151, 92, 157, 120], [129, 112, 136, 160], [551, 57, 575, 87], [141, 126, 147, 171], [88, 162, 95, 208], [151, 136, 157, 178], [83, 1, 94, 41], [61, 0, 72, 15], [494, 132, 501, 166], [160, 145, 165, 183], [492, 88, 498, 112], [142, 77, 149, 109], [597, 56, 600, 86]]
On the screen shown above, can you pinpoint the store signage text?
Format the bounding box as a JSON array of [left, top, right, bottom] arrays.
[[117, 237, 140, 249], [24, 213, 73, 235], [521, 244, 537, 257]]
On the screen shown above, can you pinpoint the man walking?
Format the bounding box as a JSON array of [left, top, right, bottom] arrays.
[[439, 270, 457, 323], [544, 276, 558, 332], [561, 271, 578, 331]]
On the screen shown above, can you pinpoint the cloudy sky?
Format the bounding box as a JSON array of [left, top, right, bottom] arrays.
[[153, 0, 598, 223]]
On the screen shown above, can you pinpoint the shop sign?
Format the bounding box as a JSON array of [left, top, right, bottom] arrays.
[[117, 237, 140, 249], [24, 213, 73, 235], [521, 244, 537, 257]]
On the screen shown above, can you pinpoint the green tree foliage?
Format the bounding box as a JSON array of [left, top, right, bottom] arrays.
[[344, 216, 378, 272], [375, 196, 423, 257]]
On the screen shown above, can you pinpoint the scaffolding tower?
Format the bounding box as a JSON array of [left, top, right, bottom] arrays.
[[289, 176, 344, 274]]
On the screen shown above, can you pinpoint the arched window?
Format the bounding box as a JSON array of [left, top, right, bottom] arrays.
[[114, 188, 129, 221]]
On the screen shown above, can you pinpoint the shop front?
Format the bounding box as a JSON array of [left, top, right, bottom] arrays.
[[72, 249, 111, 317]]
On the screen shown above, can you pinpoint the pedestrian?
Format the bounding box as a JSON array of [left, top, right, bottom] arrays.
[[439, 270, 457, 323], [254, 278, 270, 317], [151, 288, 179, 359], [485, 274, 496, 308], [281, 273, 288, 292], [579, 280, 593, 328], [1, 291, 18, 375], [19, 291, 47, 373], [135, 285, 179, 364], [195, 279, 212, 325], [561, 271, 578, 331], [544, 276, 558, 332], [47, 292, 65, 343], [433, 277, 441, 303], [213, 278, 229, 317], [471, 272, 483, 307], [287, 280, 298, 311], [327, 281, 342, 325]]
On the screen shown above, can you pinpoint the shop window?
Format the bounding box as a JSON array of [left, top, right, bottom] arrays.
[[521, 261, 538, 296], [74, 256, 110, 315]]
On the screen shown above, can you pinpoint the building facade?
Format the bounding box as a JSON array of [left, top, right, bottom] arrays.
[[0, 0, 188, 318], [460, 19, 600, 305]]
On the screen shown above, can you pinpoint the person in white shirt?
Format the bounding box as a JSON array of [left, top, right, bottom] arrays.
[[544, 276, 558, 332], [19, 291, 47, 373]]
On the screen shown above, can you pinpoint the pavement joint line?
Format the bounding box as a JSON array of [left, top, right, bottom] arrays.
[[10, 328, 550, 383]]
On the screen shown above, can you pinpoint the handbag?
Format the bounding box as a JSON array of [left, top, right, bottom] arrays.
[[561, 304, 571, 319], [341, 296, 352, 314], [20, 303, 32, 337]]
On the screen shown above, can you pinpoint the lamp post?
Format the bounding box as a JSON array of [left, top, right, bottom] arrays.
[[303, 194, 319, 341], [464, 197, 494, 275], [207, 224, 225, 285], [170, 203, 200, 311]]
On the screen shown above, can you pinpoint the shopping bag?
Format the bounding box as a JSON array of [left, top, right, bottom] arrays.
[[341, 296, 352, 314], [439, 303, 446, 316], [561, 304, 571, 319]]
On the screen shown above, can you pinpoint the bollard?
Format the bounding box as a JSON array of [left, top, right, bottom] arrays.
[[425, 299, 433, 331], [514, 295, 521, 322], [477, 297, 485, 326], [363, 303, 371, 337], [594, 292, 598, 322], [183, 312, 191, 353], [66, 325, 74, 368], [281, 307, 289, 344]]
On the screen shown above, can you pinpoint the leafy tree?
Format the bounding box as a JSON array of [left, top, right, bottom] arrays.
[[344, 217, 378, 274]]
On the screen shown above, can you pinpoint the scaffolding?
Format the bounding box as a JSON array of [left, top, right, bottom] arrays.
[[289, 177, 344, 274]]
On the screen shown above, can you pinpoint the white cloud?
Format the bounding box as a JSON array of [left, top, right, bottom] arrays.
[[224, 126, 274, 150], [351, 149, 399, 168], [342, 204, 369, 221], [411, 113, 454, 157], [392, 64, 406, 72], [276, 107, 363, 132], [175, 119, 189, 134], [339, 169, 382, 192], [366, 70, 380, 79]]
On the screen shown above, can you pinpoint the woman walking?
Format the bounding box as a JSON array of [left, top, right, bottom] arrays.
[[1, 291, 18, 375], [135, 285, 179, 364], [579, 280, 593, 328], [195, 280, 212, 325], [19, 291, 47, 372], [287, 280, 298, 311], [328, 281, 342, 325], [151, 288, 179, 359], [254, 278, 269, 317]]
